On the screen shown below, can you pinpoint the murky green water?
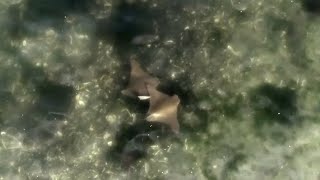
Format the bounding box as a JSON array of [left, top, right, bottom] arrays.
[[1, 0, 320, 179]]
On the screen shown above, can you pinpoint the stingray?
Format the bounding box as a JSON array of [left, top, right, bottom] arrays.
[[146, 85, 180, 134], [122, 59, 160, 100]]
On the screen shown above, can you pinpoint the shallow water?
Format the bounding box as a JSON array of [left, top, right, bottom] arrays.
[[0, 0, 320, 179]]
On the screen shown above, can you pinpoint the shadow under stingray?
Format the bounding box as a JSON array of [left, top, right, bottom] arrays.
[[105, 119, 180, 169]]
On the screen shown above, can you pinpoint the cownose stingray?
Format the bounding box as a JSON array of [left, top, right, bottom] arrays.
[[121, 59, 160, 100], [146, 85, 180, 134]]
